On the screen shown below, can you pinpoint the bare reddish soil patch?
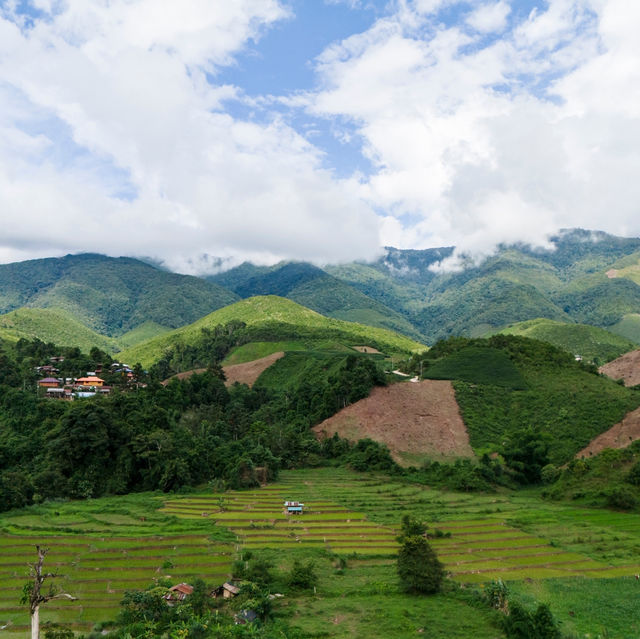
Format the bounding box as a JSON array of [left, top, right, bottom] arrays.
[[351, 345, 381, 354], [313, 380, 474, 465], [162, 352, 284, 388], [222, 352, 285, 387], [599, 349, 640, 387], [577, 406, 640, 457]]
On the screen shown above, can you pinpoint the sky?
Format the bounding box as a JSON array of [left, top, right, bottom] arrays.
[[0, 0, 639, 273]]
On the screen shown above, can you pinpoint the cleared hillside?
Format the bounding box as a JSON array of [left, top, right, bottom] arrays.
[[497, 318, 637, 363], [313, 380, 474, 466], [120, 296, 426, 368], [599, 349, 640, 387]]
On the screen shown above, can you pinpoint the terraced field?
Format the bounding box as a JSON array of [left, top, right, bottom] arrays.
[[163, 468, 640, 585], [0, 497, 234, 638], [2, 468, 640, 637]]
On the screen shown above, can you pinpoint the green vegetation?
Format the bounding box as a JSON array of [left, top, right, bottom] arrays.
[[0, 308, 119, 353], [120, 296, 425, 368], [610, 313, 640, 343], [497, 318, 637, 362], [424, 345, 527, 389], [117, 321, 171, 348], [413, 336, 640, 463], [210, 261, 427, 341], [0, 253, 238, 336]]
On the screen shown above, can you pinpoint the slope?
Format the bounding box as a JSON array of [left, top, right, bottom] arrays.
[[599, 349, 640, 387], [119, 296, 426, 368], [0, 253, 238, 336], [313, 380, 474, 466], [211, 261, 426, 341], [0, 308, 118, 353], [496, 318, 637, 363]]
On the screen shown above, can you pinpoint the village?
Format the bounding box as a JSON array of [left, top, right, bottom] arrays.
[[36, 357, 142, 399]]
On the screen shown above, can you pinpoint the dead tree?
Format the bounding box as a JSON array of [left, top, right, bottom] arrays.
[[21, 546, 76, 639]]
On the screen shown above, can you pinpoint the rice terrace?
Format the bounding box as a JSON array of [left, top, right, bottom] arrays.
[[1, 467, 639, 638]]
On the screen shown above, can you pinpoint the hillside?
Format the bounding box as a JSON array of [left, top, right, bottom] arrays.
[[210, 261, 426, 341], [0, 307, 118, 353], [496, 318, 637, 363], [119, 296, 426, 368], [313, 380, 474, 466], [0, 253, 238, 336], [327, 229, 640, 343], [599, 349, 640, 387]]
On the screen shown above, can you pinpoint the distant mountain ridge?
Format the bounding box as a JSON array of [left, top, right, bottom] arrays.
[[1, 229, 639, 357], [0, 253, 238, 337]]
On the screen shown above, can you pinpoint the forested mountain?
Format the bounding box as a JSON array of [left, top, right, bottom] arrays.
[[1, 229, 639, 355], [0, 253, 238, 336], [327, 229, 640, 344], [209, 261, 426, 341]]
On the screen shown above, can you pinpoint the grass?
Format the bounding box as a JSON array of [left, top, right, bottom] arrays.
[[610, 313, 640, 344], [222, 340, 307, 365]]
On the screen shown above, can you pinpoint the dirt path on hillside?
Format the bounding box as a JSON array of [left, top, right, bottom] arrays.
[[351, 345, 381, 354], [222, 352, 285, 387], [576, 406, 640, 457], [313, 380, 474, 466], [599, 349, 640, 386], [161, 351, 284, 388]]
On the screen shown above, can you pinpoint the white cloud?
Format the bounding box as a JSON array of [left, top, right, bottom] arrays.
[[466, 1, 511, 34], [302, 0, 640, 264], [0, 0, 382, 271]]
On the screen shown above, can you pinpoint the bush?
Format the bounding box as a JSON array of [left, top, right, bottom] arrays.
[[606, 486, 638, 510], [287, 559, 317, 590]]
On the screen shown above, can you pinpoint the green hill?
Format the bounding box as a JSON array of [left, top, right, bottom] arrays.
[[0, 253, 238, 336], [496, 318, 637, 363], [0, 308, 118, 353], [432, 336, 640, 464], [610, 313, 640, 343], [120, 296, 426, 368], [210, 261, 426, 341]]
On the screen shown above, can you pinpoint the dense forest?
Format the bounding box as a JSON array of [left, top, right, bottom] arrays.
[[0, 333, 390, 512]]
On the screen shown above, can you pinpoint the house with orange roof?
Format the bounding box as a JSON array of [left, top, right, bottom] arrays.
[[76, 376, 105, 387]]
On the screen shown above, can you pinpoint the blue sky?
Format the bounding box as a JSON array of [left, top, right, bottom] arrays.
[[0, 0, 637, 272]]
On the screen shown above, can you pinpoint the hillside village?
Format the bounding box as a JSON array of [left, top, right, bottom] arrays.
[[36, 359, 142, 399]]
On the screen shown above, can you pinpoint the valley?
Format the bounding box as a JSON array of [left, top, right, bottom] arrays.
[[1, 230, 640, 637]]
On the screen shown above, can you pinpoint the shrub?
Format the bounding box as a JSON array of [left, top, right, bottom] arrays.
[[287, 559, 317, 590], [606, 486, 638, 510]]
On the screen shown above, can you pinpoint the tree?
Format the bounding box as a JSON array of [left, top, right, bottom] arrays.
[[21, 546, 76, 639], [396, 516, 444, 594]]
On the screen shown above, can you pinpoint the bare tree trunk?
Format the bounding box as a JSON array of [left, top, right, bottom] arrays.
[[31, 604, 39, 639], [23, 546, 76, 639]]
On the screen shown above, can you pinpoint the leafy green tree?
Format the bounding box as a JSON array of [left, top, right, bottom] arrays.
[[502, 428, 551, 484], [396, 516, 444, 595]]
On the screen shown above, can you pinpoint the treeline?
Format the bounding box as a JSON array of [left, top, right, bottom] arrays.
[[0, 337, 389, 512]]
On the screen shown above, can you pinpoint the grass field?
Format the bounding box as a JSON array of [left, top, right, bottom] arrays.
[[1, 468, 639, 637]]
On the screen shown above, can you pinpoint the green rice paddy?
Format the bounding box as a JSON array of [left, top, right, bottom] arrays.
[[0, 468, 639, 637]]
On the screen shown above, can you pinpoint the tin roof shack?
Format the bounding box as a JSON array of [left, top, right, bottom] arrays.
[[164, 583, 193, 604], [284, 501, 304, 515], [211, 582, 240, 599], [38, 377, 61, 388]]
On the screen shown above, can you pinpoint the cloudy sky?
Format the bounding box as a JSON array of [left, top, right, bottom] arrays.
[[0, 0, 638, 272]]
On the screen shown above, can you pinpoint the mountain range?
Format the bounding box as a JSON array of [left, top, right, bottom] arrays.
[[1, 229, 639, 361]]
